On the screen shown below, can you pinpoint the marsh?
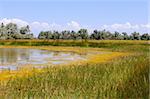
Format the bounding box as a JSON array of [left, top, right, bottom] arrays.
[[0, 48, 86, 70]]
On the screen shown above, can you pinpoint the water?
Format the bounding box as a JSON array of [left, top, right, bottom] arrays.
[[0, 48, 86, 71]]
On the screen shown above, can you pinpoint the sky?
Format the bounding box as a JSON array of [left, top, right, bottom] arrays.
[[0, 0, 149, 36]]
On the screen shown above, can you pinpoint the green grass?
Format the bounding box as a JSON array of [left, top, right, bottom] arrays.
[[0, 40, 148, 47], [0, 40, 149, 98]]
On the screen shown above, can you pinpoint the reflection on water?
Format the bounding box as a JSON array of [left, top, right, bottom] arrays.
[[0, 48, 86, 71]]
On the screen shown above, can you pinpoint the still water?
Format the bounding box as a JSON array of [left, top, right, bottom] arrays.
[[0, 48, 86, 70]]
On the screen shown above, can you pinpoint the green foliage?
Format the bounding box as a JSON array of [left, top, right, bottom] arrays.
[[78, 29, 88, 39], [0, 22, 149, 40], [0, 23, 33, 39], [38, 29, 150, 40], [130, 32, 140, 40], [141, 33, 150, 40]]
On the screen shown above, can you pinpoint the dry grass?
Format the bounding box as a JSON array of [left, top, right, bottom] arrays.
[[0, 40, 149, 98]]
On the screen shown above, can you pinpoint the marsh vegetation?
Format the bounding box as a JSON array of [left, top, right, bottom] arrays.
[[0, 40, 149, 98], [0, 17, 149, 99]]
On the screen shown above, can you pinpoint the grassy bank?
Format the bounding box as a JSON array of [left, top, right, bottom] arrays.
[[0, 40, 148, 47], [0, 46, 127, 81], [0, 40, 149, 98]]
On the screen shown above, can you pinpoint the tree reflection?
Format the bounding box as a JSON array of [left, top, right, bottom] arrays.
[[0, 48, 30, 65]]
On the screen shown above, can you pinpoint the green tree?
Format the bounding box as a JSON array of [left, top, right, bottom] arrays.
[[78, 29, 88, 40], [140, 33, 150, 40], [131, 32, 140, 40], [20, 25, 30, 34], [53, 31, 60, 40], [38, 31, 47, 39], [70, 30, 77, 40], [112, 31, 123, 40], [90, 30, 100, 40], [122, 32, 129, 40]]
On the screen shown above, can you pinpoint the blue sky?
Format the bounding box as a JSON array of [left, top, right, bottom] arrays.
[[0, 0, 149, 35]]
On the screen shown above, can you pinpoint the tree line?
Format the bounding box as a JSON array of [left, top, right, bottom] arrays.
[[0, 23, 149, 40], [0, 23, 33, 39], [38, 29, 150, 40]]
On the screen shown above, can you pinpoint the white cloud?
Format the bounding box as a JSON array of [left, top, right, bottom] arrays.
[[41, 22, 50, 30], [30, 22, 41, 29], [100, 22, 150, 34], [102, 22, 139, 30], [49, 23, 62, 30], [29, 21, 81, 36], [141, 23, 150, 28], [0, 18, 29, 28], [67, 21, 81, 30]]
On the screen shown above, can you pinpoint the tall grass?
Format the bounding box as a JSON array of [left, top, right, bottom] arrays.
[[0, 40, 148, 47], [0, 40, 149, 98]]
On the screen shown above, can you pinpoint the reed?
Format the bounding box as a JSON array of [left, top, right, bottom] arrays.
[[0, 40, 149, 98]]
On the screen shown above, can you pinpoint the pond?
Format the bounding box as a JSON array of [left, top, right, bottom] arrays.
[[0, 48, 86, 71]]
